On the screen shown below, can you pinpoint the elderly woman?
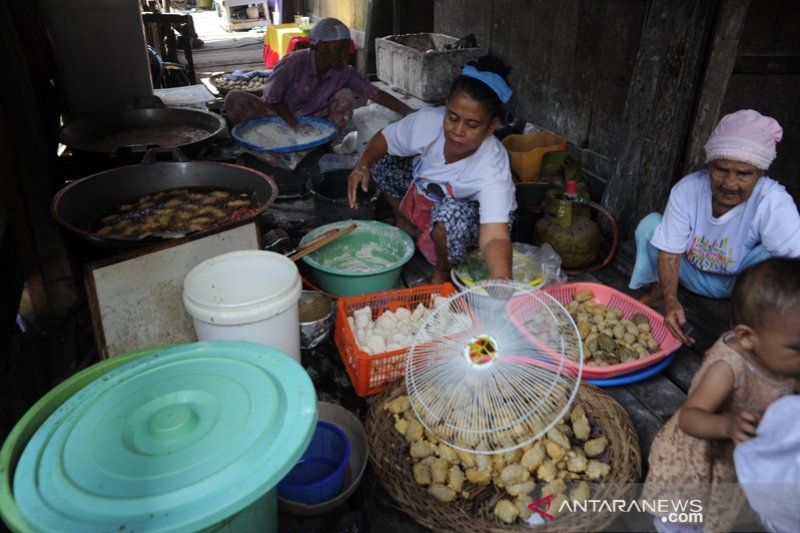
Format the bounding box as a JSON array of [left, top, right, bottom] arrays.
[[630, 109, 800, 345], [223, 17, 412, 129]]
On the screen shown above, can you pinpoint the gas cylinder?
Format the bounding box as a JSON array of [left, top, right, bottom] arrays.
[[533, 181, 601, 269]]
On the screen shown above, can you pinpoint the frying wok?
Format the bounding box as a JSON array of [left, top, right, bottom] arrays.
[[59, 96, 226, 160], [52, 149, 278, 250]]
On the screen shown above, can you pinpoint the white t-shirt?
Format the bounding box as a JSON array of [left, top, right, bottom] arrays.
[[381, 106, 516, 224], [651, 170, 800, 274]]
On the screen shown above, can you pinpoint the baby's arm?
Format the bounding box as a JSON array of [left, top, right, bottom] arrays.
[[678, 361, 758, 444]]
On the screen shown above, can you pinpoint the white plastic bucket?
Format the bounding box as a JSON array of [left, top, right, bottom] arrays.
[[183, 251, 302, 361]]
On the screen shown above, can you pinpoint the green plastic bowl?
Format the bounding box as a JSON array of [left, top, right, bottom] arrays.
[[300, 220, 414, 297]]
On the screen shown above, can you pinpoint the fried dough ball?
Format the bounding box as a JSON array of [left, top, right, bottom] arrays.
[[465, 467, 492, 485], [566, 448, 589, 473], [447, 465, 465, 492], [547, 426, 571, 450], [384, 395, 411, 414], [437, 443, 459, 465], [584, 436, 608, 458], [394, 416, 409, 436], [409, 440, 436, 460], [500, 464, 530, 486], [506, 479, 536, 497], [545, 440, 567, 462], [412, 462, 432, 485], [515, 493, 534, 520], [586, 459, 611, 479], [571, 480, 591, 503], [570, 405, 591, 441], [536, 458, 557, 483], [494, 499, 519, 524], [521, 441, 547, 471], [430, 458, 449, 484], [404, 418, 424, 443]]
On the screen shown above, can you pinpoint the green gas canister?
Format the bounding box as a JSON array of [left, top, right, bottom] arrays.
[[533, 181, 601, 269]]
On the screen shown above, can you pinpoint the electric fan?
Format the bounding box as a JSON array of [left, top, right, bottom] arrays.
[[404, 280, 583, 454]]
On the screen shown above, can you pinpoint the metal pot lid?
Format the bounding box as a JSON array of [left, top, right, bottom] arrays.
[[13, 341, 317, 532]]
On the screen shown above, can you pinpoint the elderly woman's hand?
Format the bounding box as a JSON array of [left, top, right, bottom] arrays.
[[663, 295, 695, 346], [347, 164, 371, 209]]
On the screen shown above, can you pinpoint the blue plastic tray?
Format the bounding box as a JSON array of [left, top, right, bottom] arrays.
[[232, 116, 338, 154], [584, 351, 677, 387]]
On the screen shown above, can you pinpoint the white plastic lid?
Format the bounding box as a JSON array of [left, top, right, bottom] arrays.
[[13, 341, 317, 532]]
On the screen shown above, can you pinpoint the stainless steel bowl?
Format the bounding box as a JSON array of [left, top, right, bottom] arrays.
[[299, 290, 334, 349]]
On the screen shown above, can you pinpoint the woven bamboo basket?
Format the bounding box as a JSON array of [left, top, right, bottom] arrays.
[[366, 382, 642, 533]]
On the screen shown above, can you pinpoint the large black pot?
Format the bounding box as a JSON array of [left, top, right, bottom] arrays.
[[311, 169, 379, 225], [236, 152, 313, 199], [51, 149, 277, 250], [59, 97, 226, 161]]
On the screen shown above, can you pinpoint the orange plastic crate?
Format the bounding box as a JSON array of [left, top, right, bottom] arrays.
[[334, 283, 457, 397]]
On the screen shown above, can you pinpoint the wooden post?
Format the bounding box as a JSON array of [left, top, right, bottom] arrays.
[[600, 0, 718, 240], [682, 0, 751, 174]]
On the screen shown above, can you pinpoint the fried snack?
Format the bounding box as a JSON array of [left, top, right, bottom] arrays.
[[395, 402, 613, 525], [93, 186, 259, 240]]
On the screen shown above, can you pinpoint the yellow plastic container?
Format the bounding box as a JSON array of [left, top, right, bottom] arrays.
[[502, 132, 568, 183]]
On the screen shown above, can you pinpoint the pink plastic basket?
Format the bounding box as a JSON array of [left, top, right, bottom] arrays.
[[510, 282, 681, 380]]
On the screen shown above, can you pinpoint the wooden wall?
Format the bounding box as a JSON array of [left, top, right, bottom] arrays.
[[302, 0, 799, 238], [722, 1, 800, 200], [434, 0, 800, 239]]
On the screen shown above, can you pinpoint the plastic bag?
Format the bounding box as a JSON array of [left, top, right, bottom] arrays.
[[451, 242, 566, 289], [352, 103, 403, 154], [538, 242, 567, 288]]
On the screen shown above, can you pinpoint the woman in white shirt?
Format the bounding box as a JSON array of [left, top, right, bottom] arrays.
[[347, 57, 516, 284], [629, 109, 800, 345]]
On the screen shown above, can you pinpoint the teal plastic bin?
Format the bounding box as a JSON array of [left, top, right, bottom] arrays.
[[1, 341, 317, 533]]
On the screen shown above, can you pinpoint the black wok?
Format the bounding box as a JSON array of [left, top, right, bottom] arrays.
[[59, 96, 226, 160], [51, 149, 277, 250]]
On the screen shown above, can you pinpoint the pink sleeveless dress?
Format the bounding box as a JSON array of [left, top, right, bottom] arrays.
[[642, 333, 796, 532]]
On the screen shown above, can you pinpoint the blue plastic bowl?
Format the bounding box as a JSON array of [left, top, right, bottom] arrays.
[[277, 421, 351, 505]]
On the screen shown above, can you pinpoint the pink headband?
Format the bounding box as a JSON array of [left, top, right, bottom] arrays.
[[704, 109, 782, 170]]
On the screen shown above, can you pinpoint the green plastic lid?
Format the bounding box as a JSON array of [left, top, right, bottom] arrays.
[[13, 341, 317, 532]]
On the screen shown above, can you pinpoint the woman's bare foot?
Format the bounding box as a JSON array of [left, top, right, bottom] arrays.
[[431, 269, 450, 285], [637, 284, 664, 308]]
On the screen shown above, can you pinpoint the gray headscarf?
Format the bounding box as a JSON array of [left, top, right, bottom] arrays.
[[308, 18, 350, 44]]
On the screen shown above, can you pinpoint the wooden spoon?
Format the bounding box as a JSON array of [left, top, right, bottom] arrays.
[[288, 223, 357, 262]]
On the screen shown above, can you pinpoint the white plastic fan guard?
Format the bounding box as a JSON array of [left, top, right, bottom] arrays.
[[404, 280, 584, 454]]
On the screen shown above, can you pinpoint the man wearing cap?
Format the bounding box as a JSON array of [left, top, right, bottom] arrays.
[[224, 18, 412, 130], [630, 109, 800, 345]]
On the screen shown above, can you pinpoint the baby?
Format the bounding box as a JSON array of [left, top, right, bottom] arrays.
[[642, 257, 800, 532]]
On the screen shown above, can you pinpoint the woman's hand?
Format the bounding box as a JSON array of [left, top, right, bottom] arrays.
[[478, 223, 513, 280], [663, 295, 694, 346], [657, 251, 695, 346], [347, 132, 389, 209], [348, 165, 371, 209], [727, 410, 760, 445]]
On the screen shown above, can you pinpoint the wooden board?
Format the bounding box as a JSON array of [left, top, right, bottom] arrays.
[[85, 222, 260, 359]]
